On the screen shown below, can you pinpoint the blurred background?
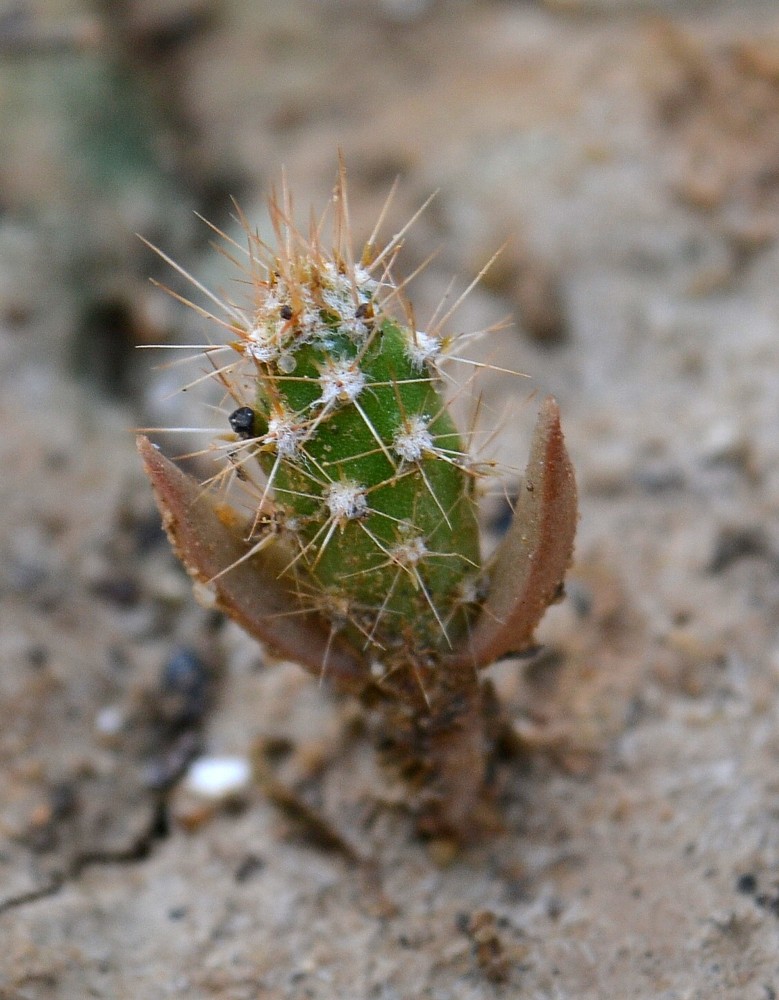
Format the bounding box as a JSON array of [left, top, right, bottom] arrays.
[[3, 1, 779, 996]]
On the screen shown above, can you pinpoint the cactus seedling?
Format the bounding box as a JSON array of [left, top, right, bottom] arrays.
[[138, 169, 577, 840]]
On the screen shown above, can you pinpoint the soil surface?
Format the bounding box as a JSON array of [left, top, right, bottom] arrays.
[[2, 1, 779, 997]]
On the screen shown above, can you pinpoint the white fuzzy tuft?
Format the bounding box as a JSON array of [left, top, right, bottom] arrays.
[[318, 357, 366, 405], [266, 413, 306, 459], [405, 329, 440, 369], [246, 334, 279, 363], [324, 480, 368, 521], [393, 414, 434, 462], [390, 534, 428, 566]]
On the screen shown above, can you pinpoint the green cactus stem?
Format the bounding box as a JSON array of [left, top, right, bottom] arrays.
[[237, 279, 482, 664]]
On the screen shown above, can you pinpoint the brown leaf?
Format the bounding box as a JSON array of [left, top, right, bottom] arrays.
[[137, 437, 368, 693], [447, 397, 577, 670]]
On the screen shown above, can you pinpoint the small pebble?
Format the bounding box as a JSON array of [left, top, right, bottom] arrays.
[[95, 704, 125, 737], [699, 419, 748, 466], [160, 647, 210, 725], [736, 873, 757, 895], [708, 525, 769, 574], [184, 756, 251, 801]]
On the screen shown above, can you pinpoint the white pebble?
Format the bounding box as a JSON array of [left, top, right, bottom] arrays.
[[184, 756, 252, 800], [95, 704, 125, 736], [699, 419, 745, 463]]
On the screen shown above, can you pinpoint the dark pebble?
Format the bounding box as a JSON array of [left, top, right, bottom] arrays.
[[160, 647, 210, 726], [736, 872, 757, 895], [708, 526, 770, 574]]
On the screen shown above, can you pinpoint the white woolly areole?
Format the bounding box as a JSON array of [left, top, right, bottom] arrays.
[[390, 534, 428, 566], [318, 358, 366, 405], [266, 414, 305, 459], [456, 574, 481, 606], [339, 316, 370, 341], [247, 262, 382, 365], [321, 285, 352, 316], [354, 264, 379, 293], [318, 262, 379, 342], [324, 480, 368, 521], [246, 333, 279, 363], [393, 414, 433, 462], [322, 261, 378, 299], [405, 329, 441, 369]]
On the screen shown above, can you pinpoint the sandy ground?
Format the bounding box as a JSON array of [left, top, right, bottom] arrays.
[[3, 0, 779, 996]]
